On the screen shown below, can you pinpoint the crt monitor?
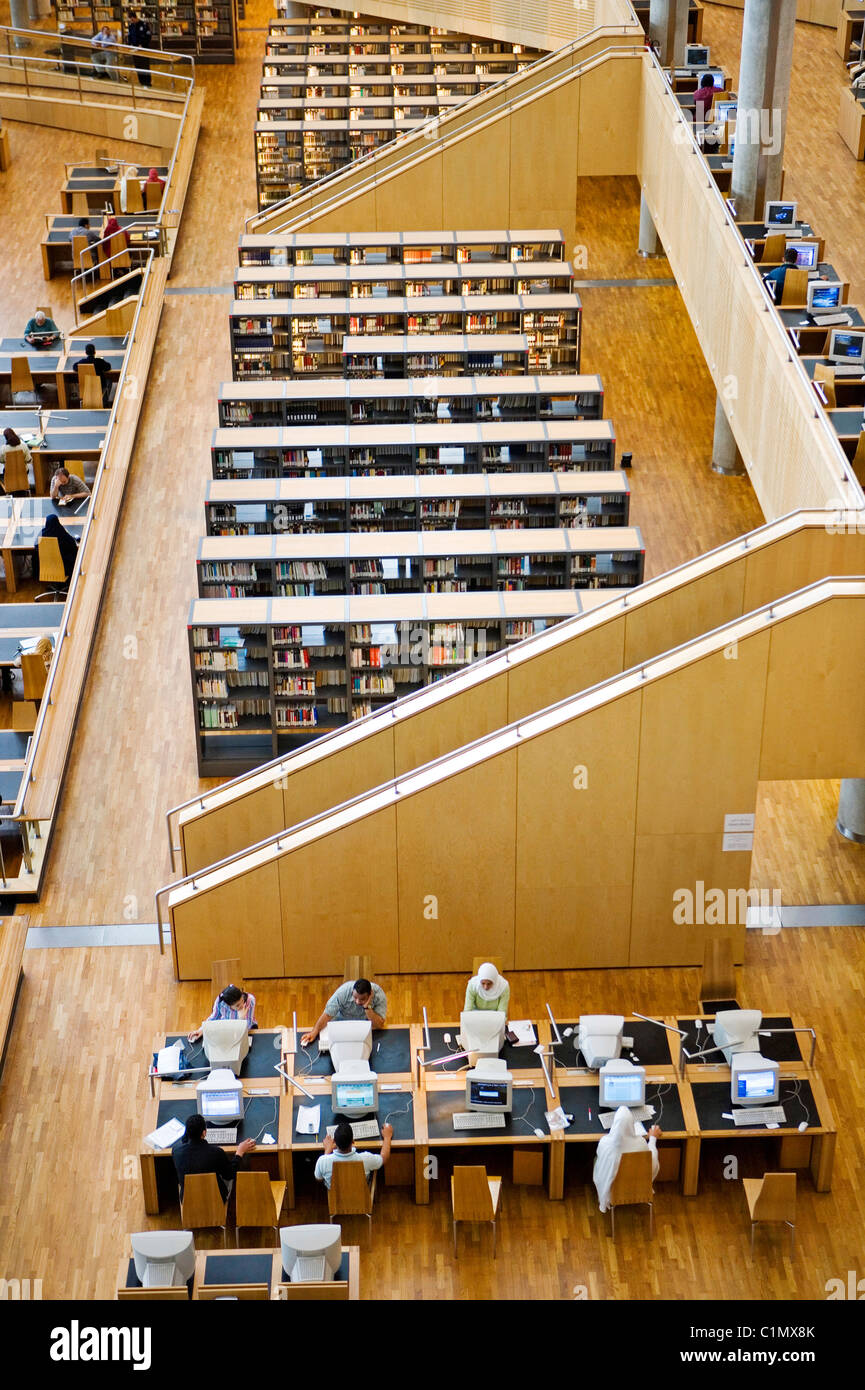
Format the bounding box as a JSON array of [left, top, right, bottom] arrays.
[[807, 281, 843, 312], [459, 1010, 506, 1057], [130, 1232, 195, 1288], [577, 1014, 624, 1069], [716, 100, 737, 123], [331, 1074, 378, 1117], [466, 1061, 513, 1112], [711, 71, 725, 89], [710, 1009, 762, 1063], [731, 1053, 780, 1106], [685, 44, 709, 69], [764, 199, 797, 230], [201, 1019, 250, 1076], [281, 1225, 342, 1283], [323, 1019, 372, 1065], [789, 240, 818, 269], [828, 329, 865, 366], [196, 1069, 243, 1125], [598, 1059, 647, 1109]]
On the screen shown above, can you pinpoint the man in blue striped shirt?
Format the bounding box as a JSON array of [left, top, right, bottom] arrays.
[[302, 978, 387, 1047]]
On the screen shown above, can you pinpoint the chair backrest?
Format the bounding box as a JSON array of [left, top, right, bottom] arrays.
[[609, 1149, 654, 1207], [77, 365, 103, 409], [145, 179, 163, 210], [12, 701, 38, 732], [70, 190, 90, 215], [760, 233, 786, 263], [3, 447, 30, 494], [180, 1172, 227, 1230], [451, 1165, 494, 1221], [211, 957, 243, 1002], [471, 955, 503, 978], [123, 177, 144, 212], [109, 231, 131, 268], [36, 306, 55, 322], [21, 653, 49, 702], [65, 458, 87, 481], [198, 1283, 269, 1300], [71, 234, 92, 273], [117, 1285, 189, 1301], [328, 1159, 373, 1216], [38, 537, 68, 583], [10, 357, 35, 395], [106, 301, 135, 334], [701, 935, 736, 1002], [852, 432, 865, 483], [236, 1171, 277, 1228], [753, 1172, 796, 1221], [814, 363, 837, 408], [780, 267, 809, 305]]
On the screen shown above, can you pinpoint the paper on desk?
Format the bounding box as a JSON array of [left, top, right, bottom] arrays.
[[297, 1104, 320, 1136], [507, 1019, 537, 1046], [144, 1116, 185, 1151], [156, 1043, 184, 1075], [544, 1106, 570, 1132]]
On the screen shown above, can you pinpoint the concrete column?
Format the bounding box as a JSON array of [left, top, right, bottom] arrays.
[[649, 0, 690, 67], [9, 0, 32, 46], [837, 779, 865, 843], [711, 397, 743, 475], [638, 193, 660, 257], [730, 0, 797, 220]]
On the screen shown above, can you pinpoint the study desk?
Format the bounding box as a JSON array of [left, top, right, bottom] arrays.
[[41, 213, 159, 280], [1, 501, 86, 594], [0, 338, 124, 410], [0, 602, 63, 630], [803, 354, 865, 407], [551, 1014, 677, 1076], [60, 165, 168, 214], [147, 1026, 288, 1098], [0, 768, 23, 809], [188, 1247, 360, 1300], [782, 305, 865, 356], [836, 3, 865, 58], [707, 153, 734, 191], [291, 1024, 413, 1079], [675, 1013, 814, 1076], [287, 1078, 419, 1208], [826, 409, 865, 449]]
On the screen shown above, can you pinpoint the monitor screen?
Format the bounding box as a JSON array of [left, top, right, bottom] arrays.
[[809, 282, 842, 310], [333, 1080, 374, 1111], [765, 200, 796, 228], [200, 1090, 240, 1119], [469, 1079, 509, 1108], [686, 45, 709, 67], [602, 1072, 644, 1105], [830, 330, 865, 361], [717, 101, 737, 122], [791, 241, 818, 268], [712, 72, 725, 89], [735, 1069, 777, 1101]]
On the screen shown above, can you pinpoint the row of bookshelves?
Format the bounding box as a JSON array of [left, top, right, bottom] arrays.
[[237, 230, 565, 268], [233, 263, 573, 301], [52, 0, 237, 61]]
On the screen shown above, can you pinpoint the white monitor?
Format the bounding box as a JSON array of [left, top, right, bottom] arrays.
[[196, 1068, 243, 1125], [459, 1010, 506, 1057], [711, 71, 725, 90], [710, 1009, 762, 1064], [325, 1019, 372, 1066], [685, 44, 709, 69], [807, 281, 843, 312], [281, 1224, 342, 1282], [828, 329, 865, 367], [764, 199, 797, 231], [577, 1014, 624, 1069], [202, 1019, 250, 1076], [731, 1052, 780, 1106], [716, 100, 737, 123], [599, 1058, 647, 1109], [130, 1232, 195, 1288], [789, 240, 818, 269], [331, 1061, 378, 1117], [466, 1059, 512, 1112]]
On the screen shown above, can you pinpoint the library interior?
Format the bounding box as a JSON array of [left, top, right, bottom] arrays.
[[0, 0, 864, 1316]]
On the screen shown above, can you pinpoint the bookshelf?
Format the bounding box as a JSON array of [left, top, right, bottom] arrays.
[[189, 591, 590, 773], [209, 420, 617, 480], [233, 260, 574, 302], [341, 332, 532, 379], [52, 0, 237, 62], [237, 229, 566, 268]]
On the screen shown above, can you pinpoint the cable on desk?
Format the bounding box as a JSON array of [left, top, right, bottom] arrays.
[[783, 1078, 810, 1126], [509, 1088, 538, 1135], [648, 1082, 673, 1128], [383, 1096, 414, 1127], [242, 1095, 279, 1143]]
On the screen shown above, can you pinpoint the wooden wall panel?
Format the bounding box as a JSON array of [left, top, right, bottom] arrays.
[[508, 82, 580, 242], [394, 677, 509, 774], [172, 863, 284, 980], [742, 529, 865, 612], [513, 693, 641, 967], [283, 730, 397, 823], [629, 832, 748, 966], [441, 117, 513, 228], [395, 752, 517, 971], [278, 810, 400, 976], [623, 561, 747, 670], [373, 154, 444, 232], [181, 782, 284, 877], [506, 617, 625, 720], [576, 60, 640, 176]]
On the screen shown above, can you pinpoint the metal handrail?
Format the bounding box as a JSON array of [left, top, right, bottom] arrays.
[[71, 244, 149, 322], [156, 572, 865, 936], [0, 47, 184, 105], [0, 22, 194, 87]]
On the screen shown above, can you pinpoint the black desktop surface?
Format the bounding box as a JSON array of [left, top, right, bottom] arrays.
[[203, 1253, 273, 1288], [0, 351, 61, 371], [737, 221, 816, 238], [0, 771, 23, 806], [0, 730, 31, 757], [164, 1032, 280, 1079], [294, 1026, 412, 1075], [0, 640, 23, 666], [425, 1025, 541, 1072], [0, 603, 63, 627], [803, 351, 863, 379], [780, 307, 865, 329], [50, 214, 156, 229], [828, 408, 865, 436], [39, 431, 105, 452], [677, 1015, 804, 1064], [690, 1076, 817, 1131], [424, 1084, 550, 1139], [124, 1258, 193, 1296], [555, 1019, 674, 1068], [155, 1095, 281, 1144], [290, 1090, 415, 1144], [556, 1080, 686, 1136]]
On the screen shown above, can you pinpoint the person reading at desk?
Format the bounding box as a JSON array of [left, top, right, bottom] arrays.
[[593, 1106, 662, 1213], [313, 1119, 393, 1190], [0, 428, 33, 472], [187, 984, 258, 1043], [102, 214, 130, 249], [301, 978, 387, 1047], [24, 311, 60, 350], [50, 467, 91, 509], [465, 962, 510, 1015], [73, 342, 112, 405], [172, 1114, 255, 1201], [32, 514, 79, 580], [144, 167, 165, 191], [763, 247, 799, 302]]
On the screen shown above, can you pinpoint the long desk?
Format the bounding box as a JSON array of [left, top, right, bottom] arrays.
[[0, 337, 125, 410], [782, 305, 865, 356], [117, 1246, 360, 1299], [60, 165, 168, 215], [41, 213, 159, 280], [0, 498, 87, 595]]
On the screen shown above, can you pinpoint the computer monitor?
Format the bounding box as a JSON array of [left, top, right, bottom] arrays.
[[331, 1073, 378, 1117], [764, 199, 797, 231], [465, 1060, 513, 1112], [711, 71, 725, 89], [324, 1019, 372, 1066], [685, 44, 710, 69], [828, 329, 865, 367], [280, 1225, 342, 1283], [807, 281, 843, 312], [130, 1232, 195, 1288], [789, 240, 818, 269], [598, 1059, 647, 1109], [710, 1009, 762, 1064], [576, 1014, 624, 1069], [730, 1053, 780, 1106], [716, 100, 737, 123], [196, 1069, 243, 1125], [458, 1010, 506, 1057], [201, 1019, 250, 1076]]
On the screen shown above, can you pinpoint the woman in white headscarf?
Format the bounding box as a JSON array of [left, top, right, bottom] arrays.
[[464, 963, 510, 1016], [593, 1106, 662, 1212]]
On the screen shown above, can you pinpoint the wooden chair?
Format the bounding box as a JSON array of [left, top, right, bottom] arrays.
[[70, 192, 90, 216], [179, 1173, 229, 1245], [2, 447, 31, 496], [211, 957, 242, 1003], [123, 177, 144, 213], [780, 267, 809, 305], [10, 358, 39, 406], [117, 1285, 189, 1301], [699, 935, 737, 1009], [344, 954, 372, 984], [36, 305, 55, 322], [328, 1160, 377, 1235], [235, 1171, 286, 1243], [608, 1149, 654, 1239], [852, 431, 865, 485], [198, 1282, 269, 1300], [77, 364, 103, 409], [71, 233, 92, 277], [65, 459, 87, 481], [451, 1165, 501, 1257], [36, 538, 69, 601], [108, 230, 131, 271], [759, 233, 786, 263], [20, 653, 48, 702], [814, 363, 837, 409], [12, 702, 38, 732], [144, 179, 164, 210], [743, 1172, 796, 1253], [472, 955, 503, 978]]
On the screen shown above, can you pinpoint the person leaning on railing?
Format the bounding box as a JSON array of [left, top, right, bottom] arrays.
[[90, 26, 117, 80]]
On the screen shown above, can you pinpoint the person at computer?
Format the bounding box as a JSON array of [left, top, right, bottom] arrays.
[[593, 1106, 662, 1213], [692, 72, 716, 126], [171, 1113, 255, 1201], [762, 247, 798, 302], [24, 310, 60, 350], [464, 963, 510, 1015], [301, 978, 387, 1046], [313, 1118, 393, 1190], [187, 984, 258, 1043]]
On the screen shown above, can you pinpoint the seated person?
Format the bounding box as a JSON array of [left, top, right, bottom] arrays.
[[144, 166, 165, 191], [301, 977, 387, 1046], [464, 962, 510, 1015], [102, 214, 130, 249], [24, 310, 60, 349], [313, 1118, 392, 1190], [171, 1113, 255, 1201], [32, 513, 79, 580], [593, 1107, 662, 1213], [68, 217, 100, 250], [50, 467, 91, 509], [763, 247, 799, 301], [0, 427, 33, 471], [187, 984, 257, 1043], [73, 341, 112, 405], [693, 72, 717, 124]]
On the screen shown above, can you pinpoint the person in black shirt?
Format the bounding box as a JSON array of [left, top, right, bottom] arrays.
[[127, 13, 152, 88], [172, 1114, 255, 1201], [73, 341, 112, 406]]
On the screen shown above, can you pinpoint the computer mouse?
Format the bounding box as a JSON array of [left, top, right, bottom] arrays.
[[443, 1032, 451, 1044], [563, 1027, 574, 1037], [533, 1128, 545, 1138], [798, 1120, 808, 1132]]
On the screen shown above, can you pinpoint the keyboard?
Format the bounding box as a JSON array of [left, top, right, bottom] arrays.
[[732, 1106, 786, 1127], [599, 1105, 655, 1129], [294, 1255, 327, 1282], [326, 1119, 380, 1140], [811, 312, 852, 327], [452, 1111, 506, 1131], [784, 227, 803, 238], [143, 1262, 177, 1288], [205, 1128, 238, 1144], [832, 363, 865, 377]]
